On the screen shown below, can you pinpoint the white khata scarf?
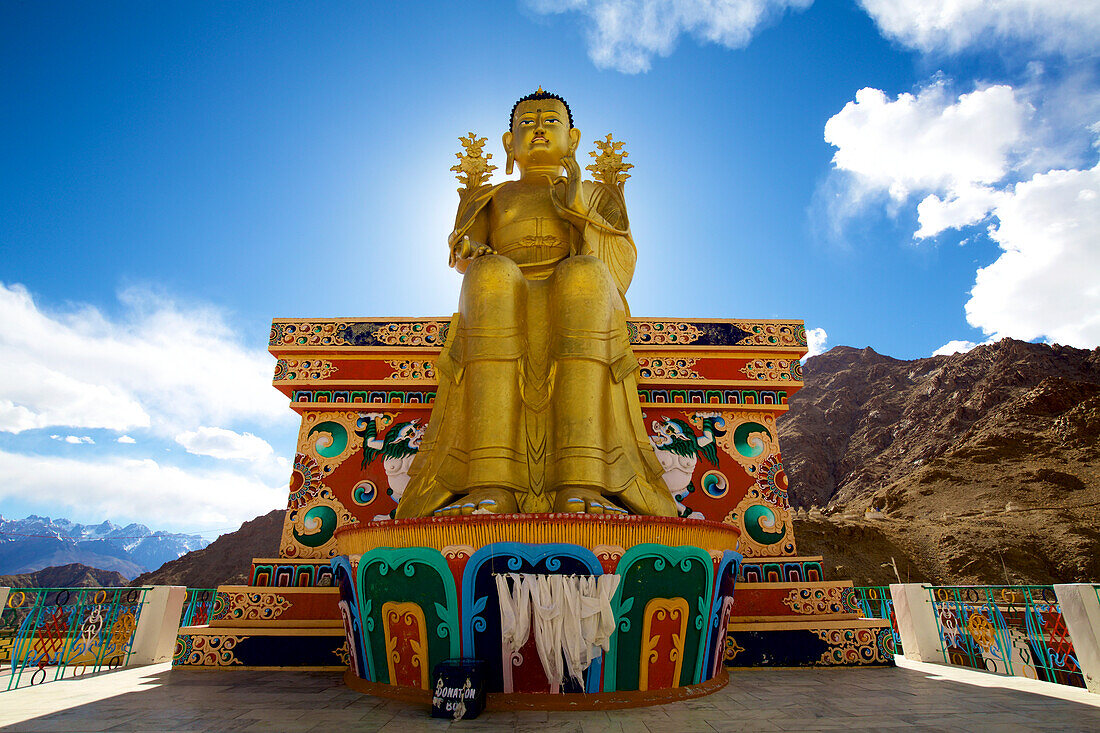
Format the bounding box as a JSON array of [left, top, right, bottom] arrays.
[[495, 573, 621, 688]]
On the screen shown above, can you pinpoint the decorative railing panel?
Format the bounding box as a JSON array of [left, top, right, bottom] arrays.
[[853, 586, 901, 654], [2, 587, 148, 691], [180, 588, 219, 627], [928, 585, 1084, 688]]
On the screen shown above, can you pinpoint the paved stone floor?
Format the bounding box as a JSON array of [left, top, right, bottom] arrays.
[[1, 658, 1098, 732]]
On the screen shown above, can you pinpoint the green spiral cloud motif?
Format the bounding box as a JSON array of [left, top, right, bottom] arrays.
[[733, 421, 771, 458], [307, 421, 348, 458], [352, 480, 376, 506], [293, 505, 338, 547], [744, 504, 786, 545]]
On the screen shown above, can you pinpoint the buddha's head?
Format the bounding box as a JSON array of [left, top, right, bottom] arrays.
[[503, 88, 581, 175]]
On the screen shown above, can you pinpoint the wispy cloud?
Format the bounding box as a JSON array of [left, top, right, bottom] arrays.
[[0, 283, 288, 436], [0, 283, 296, 531], [51, 434, 95, 445], [176, 426, 289, 480], [526, 0, 813, 73], [0, 449, 285, 531], [858, 0, 1100, 57]]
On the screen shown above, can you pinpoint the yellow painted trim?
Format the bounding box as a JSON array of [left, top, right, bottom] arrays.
[[741, 555, 824, 563], [727, 618, 891, 632], [735, 581, 854, 590], [251, 558, 336, 565], [273, 316, 453, 323], [273, 345, 807, 357], [290, 402, 435, 412], [639, 597, 688, 691], [216, 585, 341, 594], [176, 665, 346, 672], [277, 377, 802, 388], [731, 613, 862, 623], [289, 401, 788, 413], [639, 403, 788, 412], [637, 379, 803, 388], [335, 515, 740, 555], [275, 379, 438, 386], [208, 620, 343, 629], [630, 317, 805, 325], [273, 316, 803, 326], [179, 626, 346, 637], [274, 350, 805, 362], [382, 601, 429, 690]]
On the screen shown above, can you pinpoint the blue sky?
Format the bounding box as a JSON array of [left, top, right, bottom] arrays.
[[1, 1, 1097, 534]]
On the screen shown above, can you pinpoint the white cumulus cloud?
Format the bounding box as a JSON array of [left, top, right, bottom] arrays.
[[0, 283, 289, 436], [858, 0, 1100, 57], [0, 449, 285, 531], [527, 0, 813, 73], [966, 163, 1100, 347], [824, 79, 1100, 351], [823, 82, 1029, 236], [116, 435, 137, 444], [932, 339, 979, 356], [803, 327, 828, 360]]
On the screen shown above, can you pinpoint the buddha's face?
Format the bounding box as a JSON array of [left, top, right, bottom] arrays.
[[504, 99, 581, 172]]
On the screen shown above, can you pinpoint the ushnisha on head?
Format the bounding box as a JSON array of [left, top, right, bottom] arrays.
[[503, 87, 581, 176]]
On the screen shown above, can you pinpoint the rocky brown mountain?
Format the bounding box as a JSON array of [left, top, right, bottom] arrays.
[[783, 339, 1100, 585], [0, 563, 129, 589], [130, 509, 283, 588]]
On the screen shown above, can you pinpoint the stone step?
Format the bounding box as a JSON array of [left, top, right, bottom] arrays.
[[175, 624, 347, 669], [206, 586, 341, 627]]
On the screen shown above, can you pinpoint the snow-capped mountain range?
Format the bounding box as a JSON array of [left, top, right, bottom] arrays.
[[0, 515, 209, 579]]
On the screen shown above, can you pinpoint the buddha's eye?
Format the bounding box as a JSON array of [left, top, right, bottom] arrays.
[[546, 117, 559, 124], [520, 119, 534, 126]]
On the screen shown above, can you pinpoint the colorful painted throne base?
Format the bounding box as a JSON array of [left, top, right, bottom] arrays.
[[331, 513, 741, 707], [173, 316, 893, 675]]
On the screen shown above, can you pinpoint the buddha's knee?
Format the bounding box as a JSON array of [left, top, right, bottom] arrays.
[[460, 255, 526, 319], [552, 256, 616, 305], [554, 255, 616, 314]]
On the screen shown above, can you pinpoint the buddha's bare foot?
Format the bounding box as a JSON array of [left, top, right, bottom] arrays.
[[552, 487, 628, 515], [433, 488, 518, 517]]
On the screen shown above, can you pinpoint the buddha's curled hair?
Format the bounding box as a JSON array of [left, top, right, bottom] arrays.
[[509, 89, 573, 130]]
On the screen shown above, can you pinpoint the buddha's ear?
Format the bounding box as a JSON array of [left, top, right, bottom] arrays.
[[569, 127, 581, 155], [502, 131, 515, 175]]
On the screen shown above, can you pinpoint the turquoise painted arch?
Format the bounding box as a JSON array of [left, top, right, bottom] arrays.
[[604, 544, 714, 692], [355, 546, 460, 685]]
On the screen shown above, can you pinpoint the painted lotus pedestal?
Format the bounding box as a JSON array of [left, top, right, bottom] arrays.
[[330, 513, 740, 707]]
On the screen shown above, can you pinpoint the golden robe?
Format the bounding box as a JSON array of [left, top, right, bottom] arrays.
[[394, 179, 676, 517]]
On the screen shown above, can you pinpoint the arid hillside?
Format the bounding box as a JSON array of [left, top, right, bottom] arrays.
[[130, 510, 283, 588], [783, 339, 1100, 585], [0, 563, 130, 589]]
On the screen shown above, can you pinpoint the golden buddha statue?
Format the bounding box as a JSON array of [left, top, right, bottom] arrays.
[[394, 90, 676, 519]]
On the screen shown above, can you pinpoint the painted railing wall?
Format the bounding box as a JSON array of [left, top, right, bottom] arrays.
[[926, 585, 1083, 687], [0, 585, 187, 692], [0, 587, 148, 690], [180, 588, 219, 627], [853, 586, 902, 653], [888, 583, 1100, 694]]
